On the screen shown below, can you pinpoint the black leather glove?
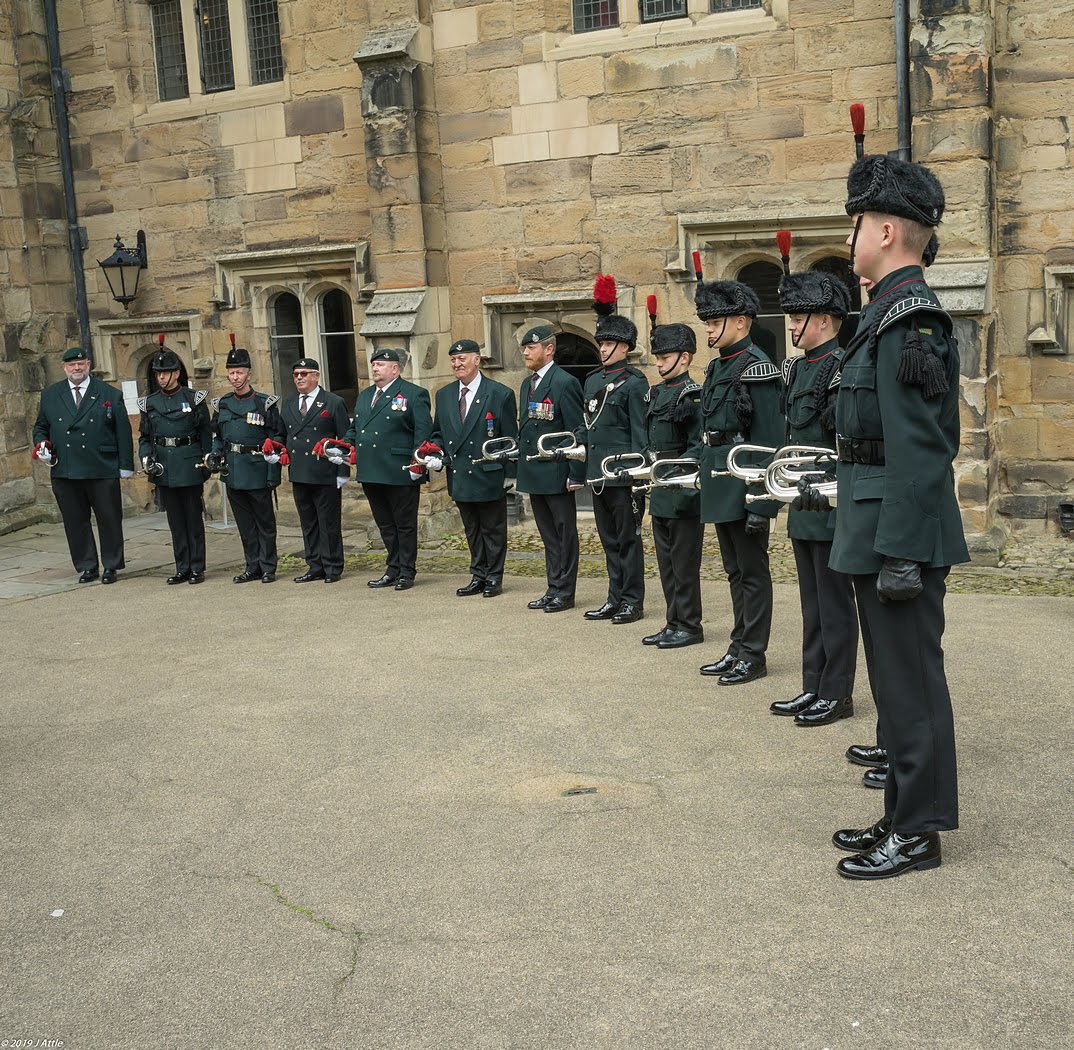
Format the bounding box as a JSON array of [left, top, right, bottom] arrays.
[[792, 479, 832, 513], [744, 511, 769, 536], [877, 558, 923, 603], [551, 449, 566, 462]]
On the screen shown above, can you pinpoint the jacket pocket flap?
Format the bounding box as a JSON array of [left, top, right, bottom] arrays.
[[852, 474, 885, 502]]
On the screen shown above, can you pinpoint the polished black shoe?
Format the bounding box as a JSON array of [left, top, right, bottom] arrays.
[[527, 594, 553, 610], [862, 765, 888, 789], [718, 658, 767, 686], [543, 596, 574, 613], [324, 575, 342, 583], [657, 629, 704, 650], [394, 578, 415, 591], [261, 572, 276, 583], [584, 601, 620, 621], [612, 603, 643, 625], [846, 744, 888, 768], [366, 573, 397, 588], [188, 572, 205, 585], [78, 568, 99, 584], [770, 691, 818, 716], [233, 571, 259, 584], [700, 653, 737, 677], [832, 815, 892, 853], [643, 626, 672, 646], [482, 580, 502, 598], [837, 831, 942, 880], [166, 572, 189, 585], [456, 577, 485, 597], [295, 571, 326, 583], [101, 569, 117, 585], [795, 695, 854, 726]]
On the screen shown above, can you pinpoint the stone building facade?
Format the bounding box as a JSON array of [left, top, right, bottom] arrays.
[[1, 0, 1071, 554]]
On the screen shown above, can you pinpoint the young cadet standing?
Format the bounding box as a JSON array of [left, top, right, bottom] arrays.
[[426, 339, 518, 598], [138, 348, 212, 585], [32, 346, 134, 584], [768, 246, 859, 727], [692, 280, 783, 686], [210, 340, 285, 584], [514, 326, 585, 613], [805, 151, 968, 880], [643, 323, 705, 650], [579, 276, 649, 625]]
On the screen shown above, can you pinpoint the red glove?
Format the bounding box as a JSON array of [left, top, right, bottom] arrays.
[[416, 440, 443, 458]]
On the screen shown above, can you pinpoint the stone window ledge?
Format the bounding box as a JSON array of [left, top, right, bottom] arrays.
[[133, 78, 292, 128]]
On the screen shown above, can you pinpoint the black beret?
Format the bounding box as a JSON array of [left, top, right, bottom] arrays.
[[695, 280, 760, 321], [594, 313, 637, 350], [521, 325, 554, 346], [370, 348, 404, 363], [226, 346, 252, 369], [778, 271, 852, 317], [292, 358, 320, 372], [651, 323, 696, 356], [845, 155, 944, 226], [449, 339, 480, 356], [62, 346, 90, 362], [151, 349, 182, 372]]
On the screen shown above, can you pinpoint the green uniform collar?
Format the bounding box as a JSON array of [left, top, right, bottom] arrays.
[[869, 264, 925, 304], [805, 337, 841, 364], [719, 335, 753, 360]]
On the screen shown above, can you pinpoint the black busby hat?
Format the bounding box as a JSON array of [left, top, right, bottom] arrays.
[[694, 279, 760, 321], [521, 325, 554, 346], [370, 348, 404, 364], [591, 274, 637, 350], [845, 154, 945, 227], [448, 339, 480, 356], [778, 271, 852, 318], [226, 332, 251, 369], [292, 358, 320, 372], [62, 346, 90, 362], [151, 349, 182, 372], [651, 323, 696, 356]]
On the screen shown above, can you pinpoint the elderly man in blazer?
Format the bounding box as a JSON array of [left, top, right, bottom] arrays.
[[426, 339, 518, 598], [32, 346, 134, 584], [346, 348, 432, 591]]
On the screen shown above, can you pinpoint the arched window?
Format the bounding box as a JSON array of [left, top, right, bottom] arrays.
[[737, 260, 785, 365], [318, 288, 358, 412], [269, 292, 305, 394], [811, 256, 862, 350], [553, 332, 600, 387]]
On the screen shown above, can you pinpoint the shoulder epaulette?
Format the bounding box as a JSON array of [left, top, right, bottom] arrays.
[[210, 397, 221, 411], [828, 366, 842, 391], [625, 365, 648, 381], [136, 396, 148, 413], [877, 296, 949, 336], [740, 361, 781, 383], [193, 390, 208, 406], [264, 395, 280, 410], [781, 356, 799, 385], [644, 387, 652, 403]]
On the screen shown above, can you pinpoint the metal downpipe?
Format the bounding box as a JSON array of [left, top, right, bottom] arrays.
[[894, 0, 913, 161]]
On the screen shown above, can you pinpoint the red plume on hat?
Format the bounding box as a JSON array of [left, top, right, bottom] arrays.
[[646, 294, 658, 336], [850, 103, 866, 159], [776, 231, 792, 277], [692, 250, 704, 283], [229, 332, 236, 348], [158, 333, 165, 347], [592, 274, 617, 317]]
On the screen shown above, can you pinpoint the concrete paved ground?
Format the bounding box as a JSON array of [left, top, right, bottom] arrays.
[[1, 522, 1071, 1049]]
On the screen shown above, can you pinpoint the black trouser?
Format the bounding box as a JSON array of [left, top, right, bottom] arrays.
[[227, 486, 278, 575], [292, 481, 344, 577], [51, 476, 125, 573], [160, 485, 206, 575], [528, 491, 578, 599], [593, 485, 645, 607], [362, 483, 420, 580], [652, 514, 703, 633], [457, 497, 508, 583], [791, 537, 857, 697], [714, 518, 772, 662], [853, 568, 958, 834]]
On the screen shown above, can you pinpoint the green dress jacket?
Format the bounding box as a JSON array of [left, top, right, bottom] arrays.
[[691, 336, 783, 524], [278, 388, 352, 486], [137, 387, 212, 488], [577, 364, 649, 487], [829, 264, 969, 575], [782, 339, 843, 542], [346, 377, 432, 487], [33, 377, 134, 478], [429, 375, 518, 503], [211, 389, 284, 491], [515, 363, 585, 495], [646, 373, 702, 520]]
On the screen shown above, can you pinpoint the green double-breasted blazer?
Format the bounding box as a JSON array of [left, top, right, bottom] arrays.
[[33, 377, 134, 478], [577, 364, 649, 487], [211, 389, 284, 491], [515, 363, 585, 495], [346, 377, 432, 487], [278, 388, 352, 486], [429, 375, 518, 503], [138, 387, 212, 487]]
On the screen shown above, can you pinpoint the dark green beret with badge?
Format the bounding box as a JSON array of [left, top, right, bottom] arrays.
[[521, 325, 554, 346], [292, 357, 320, 371], [370, 348, 404, 363], [449, 339, 480, 356], [62, 346, 91, 362]]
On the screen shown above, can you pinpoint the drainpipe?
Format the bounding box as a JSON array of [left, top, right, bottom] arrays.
[[894, 0, 913, 161], [43, 0, 93, 353]]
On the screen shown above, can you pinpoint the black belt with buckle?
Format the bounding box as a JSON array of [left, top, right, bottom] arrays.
[[154, 436, 195, 448], [701, 430, 735, 446], [228, 442, 261, 453], [837, 436, 885, 465]]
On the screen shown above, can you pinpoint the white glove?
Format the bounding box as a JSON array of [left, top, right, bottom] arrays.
[[263, 453, 280, 464], [336, 476, 349, 489], [425, 455, 443, 472], [36, 443, 52, 463], [326, 453, 345, 466], [407, 470, 422, 481], [141, 456, 149, 470], [119, 469, 134, 479]]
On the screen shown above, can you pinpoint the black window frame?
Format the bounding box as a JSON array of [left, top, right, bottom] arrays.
[[193, 0, 236, 94], [572, 0, 621, 33], [245, 0, 285, 85], [269, 292, 306, 395], [710, 0, 763, 11], [639, 0, 689, 23], [150, 0, 190, 102]]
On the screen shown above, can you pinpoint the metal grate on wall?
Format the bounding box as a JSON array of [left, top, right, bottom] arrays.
[[710, 0, 763, 10], [195, 0, 235, 93], [639, 0, 688, 22], [246, 0, 285, 85], [573, 0, 620, 33], [150, 0, 189, 101]]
